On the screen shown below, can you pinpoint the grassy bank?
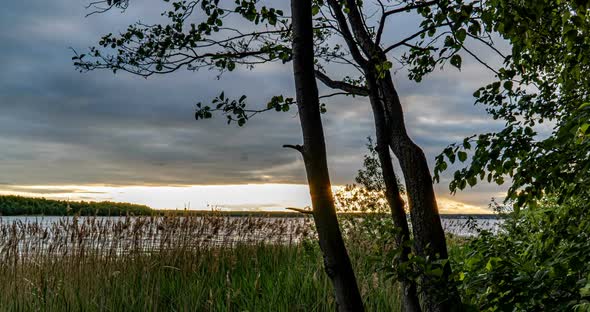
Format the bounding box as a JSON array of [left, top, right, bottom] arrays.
[[0, 216, 401, 311], [1, 244, 396, 311]]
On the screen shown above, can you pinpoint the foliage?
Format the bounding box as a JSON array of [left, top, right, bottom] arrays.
[[0, 195, 153, 216], [73, 0, 489, 127], [430, 0, 590, 208], [73, 0, 298, 127], [340, 210, 457, 306], [452, 198, 590, 311], [401, 0, 490, 81]]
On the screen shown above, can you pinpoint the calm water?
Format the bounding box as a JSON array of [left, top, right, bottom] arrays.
[[0, 215, 501, 237]]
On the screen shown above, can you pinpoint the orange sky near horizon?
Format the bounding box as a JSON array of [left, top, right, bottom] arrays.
[[0, 184, 495, 214]]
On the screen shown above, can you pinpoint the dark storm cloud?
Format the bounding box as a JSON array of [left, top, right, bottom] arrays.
[[0, 0, 507, 208]]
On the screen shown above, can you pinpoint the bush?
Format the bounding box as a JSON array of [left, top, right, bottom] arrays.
[[453, 198, 590, 311]]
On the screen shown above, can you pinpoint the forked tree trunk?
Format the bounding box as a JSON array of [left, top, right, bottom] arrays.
[[378, 71, 462, 312], [325, 1, 459, 308], [317, 1, 460, 310], [329, 0, 451, 271], [366, 70, 422, 312], [378, 72, 448, 260], [336, 2, 457, 307], [290, 1, 364, 311]]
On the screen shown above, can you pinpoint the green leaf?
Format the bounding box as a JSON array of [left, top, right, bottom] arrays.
[[439, 161, 448, 172], [459, 179, 467, 190], [458, 151, 468, 162], [456, 29, 467, 42], [311, 5, 320, 16], [450, 54, 462, 69], [485, 259, 493, 271]]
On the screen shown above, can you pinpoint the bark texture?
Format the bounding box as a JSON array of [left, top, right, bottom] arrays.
[[366, 69, 422, 312], [322, 1, 461, 310], [378, 71, 461, 312], [378, 72, 448, 260], [291, 1, 364, 311]]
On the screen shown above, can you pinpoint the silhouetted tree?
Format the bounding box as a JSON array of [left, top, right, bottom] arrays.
[[290, 1, 364, 309]]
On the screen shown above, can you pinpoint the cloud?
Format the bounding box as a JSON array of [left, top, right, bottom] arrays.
[[0, 0, 509, 211]]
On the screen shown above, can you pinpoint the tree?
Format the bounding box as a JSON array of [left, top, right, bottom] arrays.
[[314, 1, 475, 310], [76, 0, 364, 309], [430, 0, 590, 210], [290, 0, 364, 309]]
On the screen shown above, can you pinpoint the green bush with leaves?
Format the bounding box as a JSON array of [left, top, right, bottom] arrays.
[[453, 199, 590, 311]]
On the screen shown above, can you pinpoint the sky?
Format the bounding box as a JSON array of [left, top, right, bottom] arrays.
[[0, 1, 509, 214]]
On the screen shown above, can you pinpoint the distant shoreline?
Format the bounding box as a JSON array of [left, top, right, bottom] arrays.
[[0, 211, 499, 219], [0, 195, 497, 218]]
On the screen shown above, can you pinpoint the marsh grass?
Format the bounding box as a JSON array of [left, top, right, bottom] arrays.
[[0, 215, 401, 311]]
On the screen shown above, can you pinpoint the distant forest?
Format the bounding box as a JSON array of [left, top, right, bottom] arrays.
[[0, 195, 154, 216]]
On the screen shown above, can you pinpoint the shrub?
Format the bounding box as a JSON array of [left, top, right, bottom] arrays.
[[453, 198, 590, 311]]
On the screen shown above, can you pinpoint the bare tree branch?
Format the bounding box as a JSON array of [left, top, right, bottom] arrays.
[[383, 22, 451, 54], [282, 144, 304, 154], [315, 70, 369, 96], [376, 0, 440, 46], [326, 1, 369, 67], [286, 207, 313, 215], [319, 92, 356, 99]]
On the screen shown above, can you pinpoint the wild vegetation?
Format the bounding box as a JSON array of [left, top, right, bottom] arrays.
[[2, 198, 588, 311], [4, 139, 586, 311], [0, 214, 402, 311], [2, 0, 582, 311], [452, 199, 590, 311]]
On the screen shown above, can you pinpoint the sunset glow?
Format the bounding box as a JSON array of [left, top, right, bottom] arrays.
[[0, 184, 493, 214]]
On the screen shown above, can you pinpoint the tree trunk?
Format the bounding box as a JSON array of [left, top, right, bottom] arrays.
[[290, 1, 364, 311], [378, 72, 448, 259], [378, 71, 462, 311], [319, 2, 460, 310], [366, 69, 422, 312]]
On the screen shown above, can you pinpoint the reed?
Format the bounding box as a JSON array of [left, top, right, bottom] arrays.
[[0, 215, 401, 311]]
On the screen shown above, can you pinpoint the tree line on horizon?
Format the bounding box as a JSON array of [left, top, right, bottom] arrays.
[[0, 195, 153, 216]]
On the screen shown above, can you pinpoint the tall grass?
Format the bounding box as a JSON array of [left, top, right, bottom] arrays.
[[0, 215, 401, 311]]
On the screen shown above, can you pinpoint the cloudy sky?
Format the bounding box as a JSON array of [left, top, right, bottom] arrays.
[[0, 1, 508, 213]]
